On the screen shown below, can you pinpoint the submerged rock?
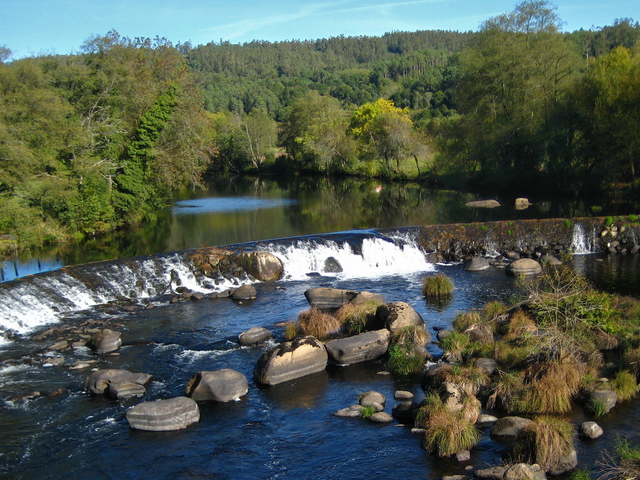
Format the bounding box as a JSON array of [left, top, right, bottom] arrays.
[[83, 369, 153, 396], [126, 397, 200, 431], [238, 326, 273, 346]]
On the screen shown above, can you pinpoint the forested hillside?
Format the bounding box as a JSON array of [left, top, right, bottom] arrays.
[[0, 1, 639, 251]]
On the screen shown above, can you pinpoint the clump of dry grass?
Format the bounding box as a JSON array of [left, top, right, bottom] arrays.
[[512, 416, 576, 474], [283, 321, 299, 340], [335, 300, 381, 335], [415, 391, 480, 457], [502, 308, 538, 340], [596, 436, 640, 480], [296, 307, 341, 340]]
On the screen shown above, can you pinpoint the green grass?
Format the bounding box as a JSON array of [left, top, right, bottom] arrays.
[[388, 343, 425, 375], [336, 300, 382, 335], [422, 273, 454, 298], [611, 370, 637, 402], [360, 406, 376, 419]]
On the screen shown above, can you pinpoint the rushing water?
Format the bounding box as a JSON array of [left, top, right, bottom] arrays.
[[1, 177, 640, 479], [0, 227, 639, 479]]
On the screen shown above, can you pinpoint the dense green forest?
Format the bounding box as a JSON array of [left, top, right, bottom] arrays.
[[0, 1, 639, 250]]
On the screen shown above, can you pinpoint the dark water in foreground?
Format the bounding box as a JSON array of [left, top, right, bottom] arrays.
[[1, 242, 639, 479]]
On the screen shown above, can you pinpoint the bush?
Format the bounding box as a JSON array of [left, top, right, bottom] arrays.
[[422, 273, 454, 298], [296, 307, 341, 339], [611, 370, 637, 402], [422, 410, 480, 457], [511, 416, 576, 474], [388, 326, 430, 375]]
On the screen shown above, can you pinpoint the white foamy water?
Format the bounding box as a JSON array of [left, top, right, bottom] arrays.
[[571, 223, 596, 255], [264, 235, 435, 281]]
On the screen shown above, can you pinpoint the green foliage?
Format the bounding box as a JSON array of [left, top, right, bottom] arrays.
[[336, 300, 382, 335], [422, 273, 454, 298], [388, 343, 425, 375], [360, 406, 376, 419], [610, 370, 637, 402], [570, 468, 592, 480]]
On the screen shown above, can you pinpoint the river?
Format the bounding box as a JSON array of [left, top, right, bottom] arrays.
[[0, 176, 639, 479]]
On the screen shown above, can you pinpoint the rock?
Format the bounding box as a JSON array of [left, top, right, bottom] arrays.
[[238, 326, 273, 346], [304, 287, 358, 310], [253, 336, 328, 386], [475, 466, 507, 480], [539, 254, 562, 265], [190, 292, 204, 301], [515, 198, 532, 210], [456, 450, 471, 462], [426, 252, 446, 263], [464, 256, 491, 272], [436, 329, 452, 341], [126, 397, 200, 431], [106, 381, 147, 399], [359, 390, 386, 409], [593, 328, 619, 350], [421, 362, 452, 391], [369, 412, 394, 423], [580, 421, 603, 439], [375, 301, 424, 333], [394, 390, 414, 400], [325, 329, 390, 365], [88, 329, 122, 355], [349, 291, 386, 306], [47, 340, 70, 351], [185, 369, 248, 402], [506, 258, 542, 276], [589, 388, 618, 414], [491, 416, 534, 437], [232, 284, 257, 300], [392, 401, 419, 423], [335, 405, 364, 417], [83, 369, 153, 395], [235, 251, 283, 281], [505, 250, 521, 260], [323, 256, 343, 273], [464, 324, 494, 344], [443, 476, 470, 480], [474, 358, 498, 376], [465, 199, 500, 208], [504, 463, 546, 480], [477, 414, 499, 426]]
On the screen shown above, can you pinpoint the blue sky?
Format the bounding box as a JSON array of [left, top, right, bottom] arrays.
[[3, 0, 639, 58]]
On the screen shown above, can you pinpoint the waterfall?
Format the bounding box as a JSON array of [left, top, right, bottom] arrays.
[[263, 234, 434, 281], [0, 232, 434, 340], [571, 223, 595, 254]]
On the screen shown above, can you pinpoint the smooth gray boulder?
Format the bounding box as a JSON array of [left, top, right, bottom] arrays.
[[392, 400, 419, 423], [253, 336, 328, 386], [185, 369, 248, 402], [238, 326, 273, 346], [304, 287, 358, 309], [580, 421, 603, 439], [232, 284, 257, 300], [465, 199, 500, 208], [464, 256, 491, 272], [335, 405, 364, 417], [126, 397, 200, 431], [504, 463, 546, 480], [349, 291, 386, 306], [369, 412, 394, 423], [589, 388, 618, 414], [325, 329, 390, 365], [359, 390, 386, 408], [490, 416, 534, 437], [83, 369, 152, 395], [88, 328, 122, 354], [506, 258, 542, 276], [323, 256, 343, 273], [106, 381, 146, 400], [375, 301, 424, 333]]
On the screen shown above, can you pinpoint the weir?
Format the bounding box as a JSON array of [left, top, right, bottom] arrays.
[[1, 216, 638, 342]]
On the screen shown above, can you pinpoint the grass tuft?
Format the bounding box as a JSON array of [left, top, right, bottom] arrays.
[[512, 415, 575, 474], [610, 370, 637, 402], [335, 300, 381, 335], [296, 307, 342, 340], [283, 321, 299, 340], [422, 274, 454, 298], [388, 326, 430, 375]]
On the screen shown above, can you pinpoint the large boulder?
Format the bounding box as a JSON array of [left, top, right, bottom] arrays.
[[238, 326, 273, 346], [325, 329, 390, 365], [506, 259, 542, 276], [491, 416, 534, 437], [232, 284, 257, 301], [185, 369, 248, 402], [304, 287, 358, 310], [254, 336, 328, 386], [88, 328, 122, 354], [375, 302, 424, 333], [126, 397, 200, 431], [464, 256, 491, 272], [349, 291, 386, 306], [235, 251, 283, 281], [589, 388, 618, 414], [83, 369, 153, 396]]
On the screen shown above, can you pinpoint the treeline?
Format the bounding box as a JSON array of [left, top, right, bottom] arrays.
[[0, 1, 639, 250]]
